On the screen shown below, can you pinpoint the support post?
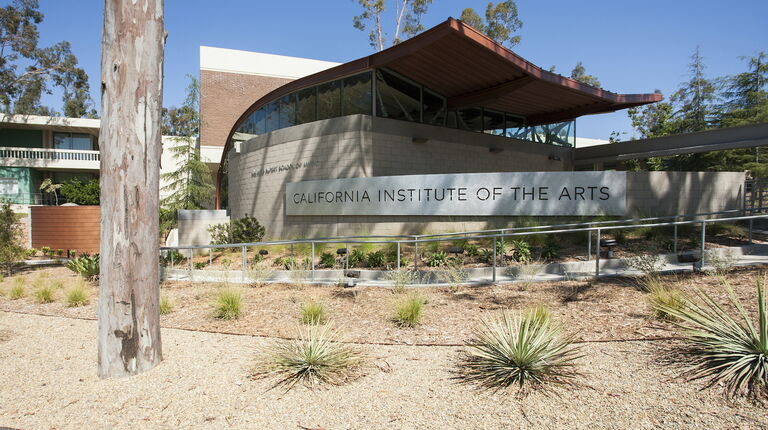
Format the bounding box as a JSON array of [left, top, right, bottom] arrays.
[[311, 242, 315, 281], [414, 240, 419, 271], [242, 246, 246, 282], [345, 242, 349, 269], [396, 242, 401, 269], [500, 231, 505, 267], [595, 228, 601, 277], [749, 218, 754, 244], [492, 235, 497, 283], [699, 221, 706, 271], [209, 247, 212, 266], [587, 227, 592, 259], [673, 218, 678, 255]]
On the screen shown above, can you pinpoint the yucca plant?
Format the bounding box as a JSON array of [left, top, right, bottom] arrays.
[[253, 324, 367, 390], [301, 300, 327, 325], [657, 276, 768, 399], [456, 308, 581, 392], [214, 288, 243, 319], [394, 294, 425, 327]]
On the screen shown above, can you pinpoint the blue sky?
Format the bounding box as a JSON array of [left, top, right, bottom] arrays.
[[28, 0, 768, 140]]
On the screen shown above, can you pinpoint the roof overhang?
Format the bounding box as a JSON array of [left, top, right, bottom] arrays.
[[0, 114, 101, 135]]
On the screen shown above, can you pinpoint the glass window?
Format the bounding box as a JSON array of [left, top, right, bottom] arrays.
[[296, 87, 317, 125], [445, 111, 458, 128], [422, 88, 446, 126], [342, 72, 372, 116], [375, 69, 421, 122], [456, 108, 483, 132], [278, 94, 296, 129], [53, 133, 94, 150], [264, 102, 279, 133], [317, 80, 341, 120], [483, 109, 505, 135]]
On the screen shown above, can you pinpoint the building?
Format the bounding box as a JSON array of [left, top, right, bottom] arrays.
[[202, 18, 749, 239]]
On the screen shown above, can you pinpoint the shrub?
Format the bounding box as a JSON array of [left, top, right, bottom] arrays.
[[34, 285, 54, 304], [208, 214, 265, 245], [159, 295, 173, 315], [26, 248, 37, 258], [386, 268, 421, 293], [540, 238, 560, 261], [55, 249, 65, 257], [365, 250, 386, 268], [622, 253, 665, 277], [0, 200, 25, 276], [66, 254, 100, 280], [465, 243, 479, 257], [160, 250, 186, 265], [252, 324, 367, 390], [456, 308, 581, 391], [60, 178, 100, 205], [214, 289, 243, 319], [301, 300, 327, 325], [647, 285, 686, 320], [657, 277, 768, 399], [612, 229, 627, 243], [495, 239, 506, 257], [704, 249, 736, 275], [319, 252, 335, 268], [65, 283, 89, 307], [394, 294, 425, 327], [479, 248, 494, 264], [194, 261, 208, 270], [427, 251, 448, 267], [349, 249, 366, 267], [510, 240, 532, 263], [41, 246, 51, 256]]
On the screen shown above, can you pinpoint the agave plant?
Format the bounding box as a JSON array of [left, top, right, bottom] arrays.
[[657, 276, 768, 399], [66, 254, 100, 281], [253, 324, 367, 390], [456, 307, 581, 392]]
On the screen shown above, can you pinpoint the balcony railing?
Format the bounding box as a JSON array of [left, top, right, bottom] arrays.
[[0, 146, 100, 162]]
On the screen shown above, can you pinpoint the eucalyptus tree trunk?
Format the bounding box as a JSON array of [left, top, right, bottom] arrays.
[[98, 0, 164, 378]]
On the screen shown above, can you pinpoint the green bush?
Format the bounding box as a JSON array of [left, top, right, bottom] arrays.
[[479, 248, 494, 264], [465, 243, 479, 257], [426, 251, 448, 267], [208, 214, 266, 245], [65, 282, 89, 307], [66, 254, 100, 280], [365, 250, 386, 268], [60, 178, 100, 205], [456, 308, 581, 391], [394, 294, 425, 327], [510, 240, 532, 262], [41, 246, 51, 257], [252, 324, 367, 389], [657, 277, 768, 399], [349, 249, 366, 267], [540, 238, 560, 260], [0, 200, 25, 276], [301, 300, 327, 325], [213, 289, 243, 320], [319, 252, 335, 268]]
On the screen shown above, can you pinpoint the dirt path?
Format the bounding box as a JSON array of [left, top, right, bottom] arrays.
[[0, 311, 765, 430]]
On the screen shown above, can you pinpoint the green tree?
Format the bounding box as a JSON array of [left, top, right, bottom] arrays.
[[460, 1, 523, 48], [159, 76, 214, 238], [0, 0, 95, 116], [353, 0, 433, 51], [39, 178, 61, 205], [60, 178, 100, 205], [0, 200, 25, 276], [670, 46, 718, 134], [569, 61, 601, 88], [719, 51, 768, 128]]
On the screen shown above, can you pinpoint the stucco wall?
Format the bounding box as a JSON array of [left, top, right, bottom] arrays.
[[229, 115, 573, 238], [177, 209, 229, 249]]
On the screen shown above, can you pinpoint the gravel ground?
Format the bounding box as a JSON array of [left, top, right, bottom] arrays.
[[1, 311, 766, 430]]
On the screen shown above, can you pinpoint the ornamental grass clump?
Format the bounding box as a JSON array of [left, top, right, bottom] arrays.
[[657, 276, 768, 400], [10, 278, 24, 299], [65, 282, 89, 307], [34, 285, 54, 304], [159, 295, 173, 315], [394, 294, 425, 327], [301, 300, 327, 325], [214, 288, 243, 320], [647, 285, 686, 320], [253, 324, 367, 390], [456, 307, 581, 392]]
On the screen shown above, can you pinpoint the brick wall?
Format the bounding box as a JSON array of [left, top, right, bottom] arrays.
[[199, 70, 292, 149]]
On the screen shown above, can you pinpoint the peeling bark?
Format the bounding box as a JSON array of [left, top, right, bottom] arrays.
[[98, 0, 164, 378]]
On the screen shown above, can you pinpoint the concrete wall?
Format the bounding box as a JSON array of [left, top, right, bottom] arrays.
[[229, 114, 573, 238], [177, 209, 229, 248], [30, 206, 100, 254], [626, 171, 745, 216]]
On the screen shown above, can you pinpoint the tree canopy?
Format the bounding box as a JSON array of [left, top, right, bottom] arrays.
[[353, 0, 433, 51], [569, 61, 601, 88], [460, 1, 523, 48], [0, 0, 96, 117]]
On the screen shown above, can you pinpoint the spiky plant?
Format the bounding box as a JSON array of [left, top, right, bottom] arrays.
[[253, 324, 367, 390], [394, 294, 425, 327], [65, 283, 89, 307], [301, 300, 327, 325], [657, 276, 768, 399], [456, 308, 581, 392], [213, 288, 243, 319]]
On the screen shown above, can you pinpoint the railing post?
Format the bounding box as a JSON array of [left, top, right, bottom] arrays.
[[311, 242, 315, 281], [587, 225, 592, 259], [242, 245, 247, 282], [396, 241, 401, 268], [189, 249, 193, 280], [673, 217, 678, 255], [291, 243, 294, 259], [345, 242, 349, 269], [595, 228, 601, 277], [699, 221, 706, 271], [492, 235, 497, 283], [209, 247, 213, 266], [749, 218, 754, 244], [170, 252, 174, 271], [414, 240, 419, 271], [500, 230, 505, 267]]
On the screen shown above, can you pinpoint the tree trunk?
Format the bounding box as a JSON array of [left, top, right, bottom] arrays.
[[98, 0, 164, 378]]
